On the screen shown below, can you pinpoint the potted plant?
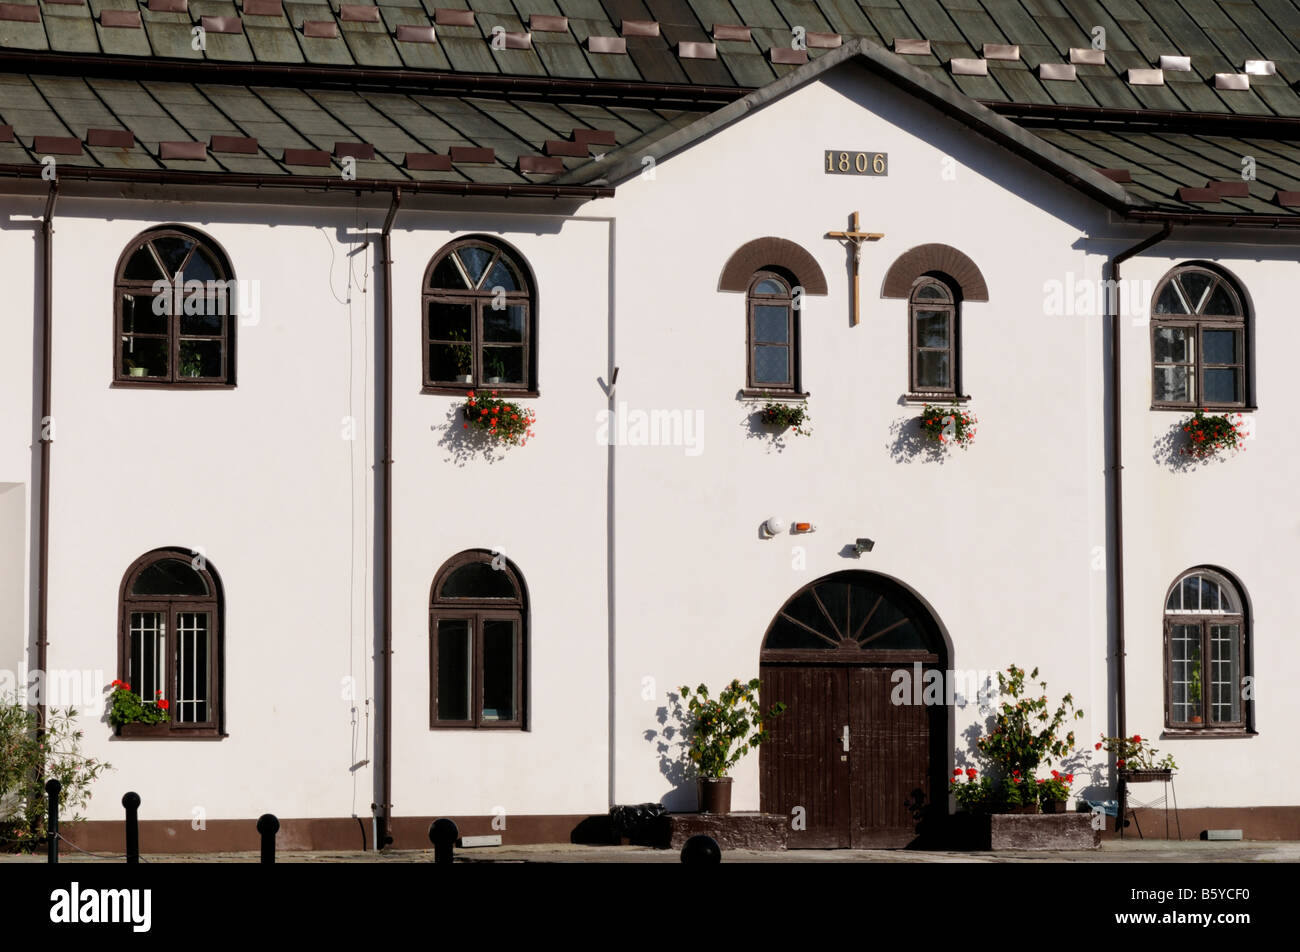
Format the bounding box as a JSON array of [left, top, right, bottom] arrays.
[[106, 680, 169, 734], [919, 403, 977, 448], [1096, 733, 1176, 782], [1036, 770, 1074, 813], [949, 767, 993, 813], [485, 352, 506, 385], [757, 400, 811, 435], [1179, 409, 1246, 459], [1001, 772, 1037, 813], [1188, 667, 1202, 723], [448, 329, 472, 383], [124, 357, 148, 378], [179, 348, 204, 378], [677, 678, 786, 814], [459, 390, 535, 447]]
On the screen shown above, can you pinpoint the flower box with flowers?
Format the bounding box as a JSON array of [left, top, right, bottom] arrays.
[[107, 679, 170, 735], [918, 404, 976, 448], [460, 390, 535, 447], [757, 401, 810, 435], [1180, 410, 1246, 459], [1096, 732, 1176, 781]]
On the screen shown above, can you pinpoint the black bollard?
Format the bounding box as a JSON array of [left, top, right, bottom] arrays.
[[428, 818, 458, 864], [680, 834, 721, 864], [256, 814, 279, 864], [45, 779, 61, 864], [122, 792, 141, 864]]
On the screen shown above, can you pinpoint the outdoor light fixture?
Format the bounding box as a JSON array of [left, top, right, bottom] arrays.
[[762, 517, 787, 537], [854, 538, 875, 554], [791, 522, 816, 534]]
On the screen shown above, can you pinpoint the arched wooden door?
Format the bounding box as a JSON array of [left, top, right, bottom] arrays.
[[759, 571, 947, 848]]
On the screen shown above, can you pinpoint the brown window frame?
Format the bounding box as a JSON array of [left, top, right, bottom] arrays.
[[422, 237, 537, 395], [429, 550, 528, 730], [908, 275, 959, 397], [745, 270, 799, 393], [113, 226, 237, 388], [116, 548, 224, 738], [1150, 265, 1250, 410], [1162, 569, 1251, 735]]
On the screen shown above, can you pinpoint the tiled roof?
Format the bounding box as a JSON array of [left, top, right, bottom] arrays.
[[0, 1, 1299, 116], [0, 70, 706, 182]]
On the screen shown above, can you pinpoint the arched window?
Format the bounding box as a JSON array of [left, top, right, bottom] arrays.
[[746, 270, 798, 392], [117, 549, 223, 736], [429, 550, 527, 729], [423, 238, 535, 392], [1152, 265, 1248, 408], [909, 276, 958, 395], [115, 226, 236, 385], [1164, 568, 1249, 730]]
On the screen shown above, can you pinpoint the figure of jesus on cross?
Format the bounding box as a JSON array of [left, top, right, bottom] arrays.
[[826, 211, 884, 326]]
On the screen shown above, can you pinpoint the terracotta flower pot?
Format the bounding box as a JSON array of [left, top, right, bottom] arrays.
[[698, 777, 733, 814]]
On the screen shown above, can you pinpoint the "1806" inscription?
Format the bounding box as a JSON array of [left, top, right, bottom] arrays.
[[824, 150, 887, 176]]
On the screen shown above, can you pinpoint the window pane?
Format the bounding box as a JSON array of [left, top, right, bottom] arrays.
[[180, 310, 224, 336], [440, 561, 517, 599], [122, 293, 167, 335], [183, 248, 221, 283], [429, 344, 473, 381], [484, 304, 526, 343], [483, 256, 522, 293], [782, 590, 837, 640], [1203, 329, 1237, 364], [436, 619, 471, 721], [123, 244, 163, 281], [1153, 365, 1191, 403], [813, 581, 849, 637], [1202, 284, 1238, 316], [753, 305, 789, 343], [753, 278, 786, 294], [1203, 368, 1239, 404], [128, 612, 165, 703], [915, 311, 949, 348], [132, 559, 208, 596], [1200, 577, 1220, 611], [1155, 282, 1188, 315], [1166, 585, 1181, 611], [766, 615, 832, 649], [482, 619, 518, 722], [153, 237, 194, 276], [482, 346, 524, 384], [916, 351, 950, 389], [1182, 576, 1201, 611], [1209, 625, 1240, 723], [430, 254, 466, 289], [753, 345, 790, 384], [1170, 624, 1202, 723], [915, 282, 949, 301], [428, 301, 472, 341], [178, 339, 223, 379], [457, 246, 494, 288], [175, 611, 210, 724], [120, 336, 169, 378], [1153, 326, 1190, 363], [866, 620, 928, 650], [1177, 271, 1212, 311]]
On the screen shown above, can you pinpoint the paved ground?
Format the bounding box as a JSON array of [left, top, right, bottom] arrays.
[[2, 840, 1296, 863]]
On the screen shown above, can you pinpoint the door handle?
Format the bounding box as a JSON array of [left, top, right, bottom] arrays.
[[841, 725, 850, 752]]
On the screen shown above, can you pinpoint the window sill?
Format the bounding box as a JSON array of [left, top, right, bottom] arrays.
[[423, 386, 538, 398], [112, 381, 235, 390], [1150, 404, 1256, 413], [903, 393, 970, 405], [1160, 728, 1255, 739], [739, 390, 809, 402], [114, 723, 226, 739]]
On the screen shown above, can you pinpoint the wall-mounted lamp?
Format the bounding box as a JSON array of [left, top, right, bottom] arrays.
[[762, 516, 787, 538], [791, 522, 816, 534], [854, 538, 875, 554]]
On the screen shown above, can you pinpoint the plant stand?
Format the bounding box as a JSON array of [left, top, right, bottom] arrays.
[[1119, 769, 1181, 840]]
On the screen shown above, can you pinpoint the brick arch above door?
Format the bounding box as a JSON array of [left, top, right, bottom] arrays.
[[718, 237, 828, 295], [881, 243, 989, 301]]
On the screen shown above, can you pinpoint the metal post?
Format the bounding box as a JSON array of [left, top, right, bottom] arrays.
[[680, 834, 721, 864], [256, 814, 279, 864], [45, 778, 61, 864], [122, 792, 140, 864], [428, 818, 458, 864]]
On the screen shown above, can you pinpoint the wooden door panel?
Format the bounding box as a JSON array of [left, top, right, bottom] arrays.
[[849, 667, 930, 848], [760, 666, 849, 848]]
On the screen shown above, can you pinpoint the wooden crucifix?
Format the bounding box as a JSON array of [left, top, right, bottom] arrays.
[[826, 211, 884, 326]]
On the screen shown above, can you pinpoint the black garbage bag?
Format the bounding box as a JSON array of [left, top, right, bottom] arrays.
[[609, 802, 668, 844]]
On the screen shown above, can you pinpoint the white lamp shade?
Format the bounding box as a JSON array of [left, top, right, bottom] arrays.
[[764, 516, 786, 536]]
